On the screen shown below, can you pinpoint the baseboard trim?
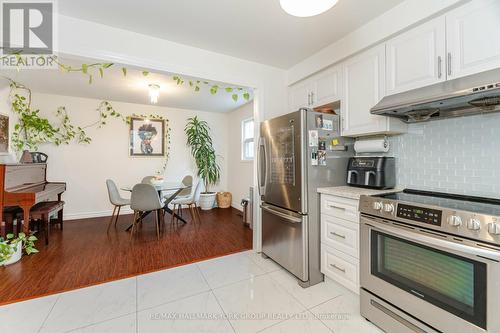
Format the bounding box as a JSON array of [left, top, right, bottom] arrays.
[[231, 202, 243, 212], [64, 208, 134, 221]]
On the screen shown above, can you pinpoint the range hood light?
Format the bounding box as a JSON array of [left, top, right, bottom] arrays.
[[280, 0, 338, 17]]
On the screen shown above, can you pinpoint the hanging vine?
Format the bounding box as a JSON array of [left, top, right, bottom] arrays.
[[5, 78, 171, 173], [51, 56, 252, 103]]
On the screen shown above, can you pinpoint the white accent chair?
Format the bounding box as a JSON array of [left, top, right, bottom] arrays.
[[106, 179, 131, 231], [170, 180, 202, 224], [130, 183, 164, 240]]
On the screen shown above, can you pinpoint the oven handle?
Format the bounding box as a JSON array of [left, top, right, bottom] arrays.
[[367, 220, 500, 262]]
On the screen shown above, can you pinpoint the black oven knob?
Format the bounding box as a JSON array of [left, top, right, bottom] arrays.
[[448, 215, 462, 227]]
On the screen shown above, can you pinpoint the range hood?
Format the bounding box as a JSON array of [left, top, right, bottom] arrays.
[[371, 67, 500, 123]]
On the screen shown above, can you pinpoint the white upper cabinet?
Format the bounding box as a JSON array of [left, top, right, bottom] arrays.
[[310, 65, 342, 107], [386, 16, 446, 95], [288, 65, 341, 111], [288, 80, 312, 111], [446, 0, 500, 79], [341, 45, 406, 137]]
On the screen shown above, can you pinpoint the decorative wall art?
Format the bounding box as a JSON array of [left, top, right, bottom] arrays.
[[129, 117, 165, 157]]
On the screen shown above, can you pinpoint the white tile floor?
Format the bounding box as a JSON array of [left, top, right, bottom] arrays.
[[0, 250, 383, 333]]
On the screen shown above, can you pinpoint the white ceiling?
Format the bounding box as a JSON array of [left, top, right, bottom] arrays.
[[58, 0, 404, 69], [0, 58, 253, 113]]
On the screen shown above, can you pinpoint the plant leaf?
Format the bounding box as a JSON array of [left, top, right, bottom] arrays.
[[121, 67, 127, 76], [142, 71, 149, 76], [98, 68, 104, 78], [225, 87, 233, 93], [232, 94, 238, 102], [81, 64, 88, 74], [243, 92, 250, 101]]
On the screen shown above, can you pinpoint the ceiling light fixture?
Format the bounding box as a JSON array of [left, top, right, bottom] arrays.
[[148, 84, 160, 104], [279, 0, 338, 17]]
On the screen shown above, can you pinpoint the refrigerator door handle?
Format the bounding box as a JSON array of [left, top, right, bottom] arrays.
[[261, 204, 303, 223], [257, 137, 267, 196]]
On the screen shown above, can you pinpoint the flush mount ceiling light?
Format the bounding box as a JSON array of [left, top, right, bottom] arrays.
[[148, 84, 160, 104], [280, 0, 338, 17]]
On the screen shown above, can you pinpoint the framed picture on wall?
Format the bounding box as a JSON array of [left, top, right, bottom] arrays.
[[0, 114, 9, 154], [129, 117, 165, 157]]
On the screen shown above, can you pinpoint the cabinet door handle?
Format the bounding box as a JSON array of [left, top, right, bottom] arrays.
[[330, 263, 346, 273], [310, 92, 314, 105], [437, 56, 442, 79], [307, 93, 311, 106], [328, 204, 346, 211], [447, 52, 452, 76], [330, 231, 346, 239]]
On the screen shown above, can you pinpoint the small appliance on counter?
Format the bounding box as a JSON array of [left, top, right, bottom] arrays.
[[346, 156, 395, 189]]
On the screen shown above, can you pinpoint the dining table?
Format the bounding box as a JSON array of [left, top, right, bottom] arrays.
[[121, 181, 190, 231]]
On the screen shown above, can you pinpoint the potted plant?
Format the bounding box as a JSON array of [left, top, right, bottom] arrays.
[[185, 116, 221, 210], [0, 232, 38, 266]]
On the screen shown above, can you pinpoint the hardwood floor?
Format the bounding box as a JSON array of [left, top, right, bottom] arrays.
[[0, 207, 252, 305]]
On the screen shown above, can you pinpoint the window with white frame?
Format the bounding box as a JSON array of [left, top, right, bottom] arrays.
[[241, 118, 254, 161]]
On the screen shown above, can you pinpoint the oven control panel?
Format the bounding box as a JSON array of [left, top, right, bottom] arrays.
[[397, 204, 442, 226]]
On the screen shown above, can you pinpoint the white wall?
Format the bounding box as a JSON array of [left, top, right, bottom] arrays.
[[226, 102, 254, 210], [21, 93, 229, 220]]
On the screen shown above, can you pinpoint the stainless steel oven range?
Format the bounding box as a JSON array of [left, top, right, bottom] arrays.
[[359, 189, 500, 333]]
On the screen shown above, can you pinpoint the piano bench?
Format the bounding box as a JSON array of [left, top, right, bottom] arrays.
[[30, 201, 65, 245], [2, 206, 23, 237]]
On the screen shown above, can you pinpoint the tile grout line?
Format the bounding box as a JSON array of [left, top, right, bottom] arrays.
[[62, 312, 136, 333], [195, 264, 237, 333], [37, 294, 60, 333], [307, 293, 343, 312], [306, 308, 335, 333], [253, 312, 301, 333], [137, 289, 210, 313]]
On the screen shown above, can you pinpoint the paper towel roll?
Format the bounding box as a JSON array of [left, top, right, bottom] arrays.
[[354, 138, 389, 153]]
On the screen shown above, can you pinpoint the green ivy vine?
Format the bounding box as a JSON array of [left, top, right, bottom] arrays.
[[6, 78, 171, 173], [52, 56, 252, 103]]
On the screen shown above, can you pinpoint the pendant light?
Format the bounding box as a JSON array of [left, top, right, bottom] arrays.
[[280, 0, 338, 17], [148, 84, 160, 104]]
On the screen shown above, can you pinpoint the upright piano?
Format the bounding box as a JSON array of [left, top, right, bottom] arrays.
[[0, 163, 66, 233]]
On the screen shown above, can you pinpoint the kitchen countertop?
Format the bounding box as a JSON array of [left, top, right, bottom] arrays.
[[317, 185, 402, 200]]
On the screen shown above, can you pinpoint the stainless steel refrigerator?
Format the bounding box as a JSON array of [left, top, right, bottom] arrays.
[[258, 108, 353, 287]]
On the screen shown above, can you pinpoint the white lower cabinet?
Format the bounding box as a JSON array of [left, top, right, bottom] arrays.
[[322, 244, 359, 294], [320, 194, 360, 294]]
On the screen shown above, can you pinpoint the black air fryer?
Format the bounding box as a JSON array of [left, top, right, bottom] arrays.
[[346, 157, 395, 189]]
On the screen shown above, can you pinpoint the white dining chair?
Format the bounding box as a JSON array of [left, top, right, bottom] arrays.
[[106, 179, 131, 231], [130, 183, 164, 240], [141, 176, 156, 184], [170, 180, 202, 223], [162, 175, 193, 201]]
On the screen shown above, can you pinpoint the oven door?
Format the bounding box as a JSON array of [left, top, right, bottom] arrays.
[[360, 215, 500, 333]]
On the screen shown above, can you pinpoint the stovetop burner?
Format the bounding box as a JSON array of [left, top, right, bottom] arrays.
[[374, 189, 500, 216]]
